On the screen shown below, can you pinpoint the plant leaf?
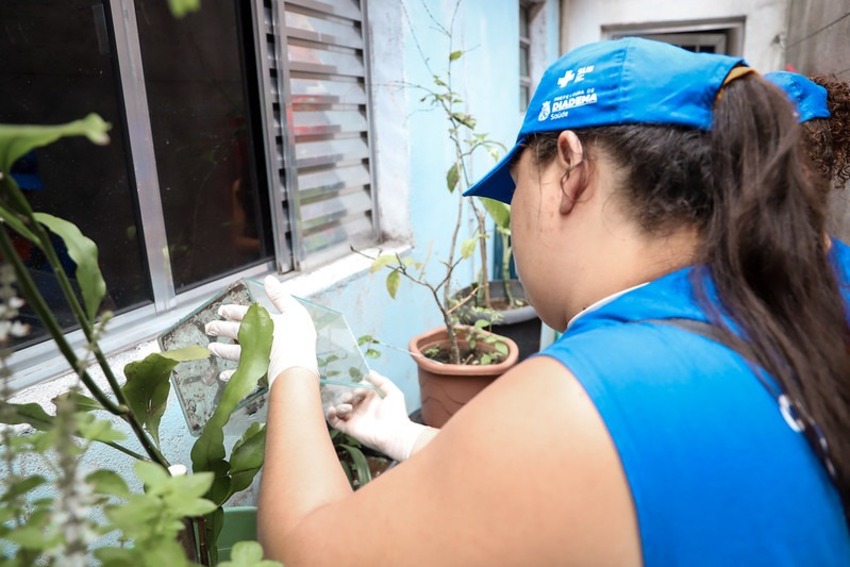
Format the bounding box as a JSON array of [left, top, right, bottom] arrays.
[[219, 540, 283, 567], [158, 344, 210, 362], [5, 523, 58, 550], [338, 444, 371, 488], [167, 0, 201, 18], [122, 353, 179, 446], [86, 470, 130, 498], [460, 237, 477, 259], [229, 422, 266, 494], [76, 413, 127, 443], [165, 473, 217, 503], [479, 197, 511, 230], [204, 304, 272, 432], [0, 400, 54, 430], [1, 475, 47, 502], [386, 269, 400, 299], [134, 460, 170, 490], [34, 212, 106, 321], [0, 113, 110, 173], [449, 50, 463, 61], [192, 304, 272, 503], [52, 390, 102, 413], [446, 163, 460, 192], [370, 254, 396, 273], [451, 112, 476, 129]]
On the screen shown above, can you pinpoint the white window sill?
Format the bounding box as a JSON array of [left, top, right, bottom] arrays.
[[7, 241, 410, 392]]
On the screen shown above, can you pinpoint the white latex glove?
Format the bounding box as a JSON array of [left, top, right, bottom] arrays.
[[205, 275, 319, 387], [327, 371, 428, 462]]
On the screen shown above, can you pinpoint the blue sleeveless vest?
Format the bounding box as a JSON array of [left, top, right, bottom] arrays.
[[539, 266, 850, 566], [829, 237, 850, 315]]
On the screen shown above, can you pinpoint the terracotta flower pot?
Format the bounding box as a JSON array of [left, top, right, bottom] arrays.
[[409, 326, 519, 428]]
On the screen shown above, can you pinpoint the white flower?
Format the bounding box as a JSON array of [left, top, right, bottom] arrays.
[[0, 320, 30, 342]]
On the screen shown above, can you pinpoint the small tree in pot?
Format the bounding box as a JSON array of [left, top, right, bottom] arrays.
[[360, 0, 520, 427]]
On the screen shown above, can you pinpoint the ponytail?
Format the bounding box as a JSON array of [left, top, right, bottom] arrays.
[[707, 74, 850, 521]]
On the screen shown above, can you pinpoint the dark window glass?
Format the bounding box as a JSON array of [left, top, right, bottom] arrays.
[[135, 0, 273, 291], [520, 44, 530, 76], [519, 3, 529, 37], [520, 85, 530, 109], [0, 1, 152, 348], [519, 3, 531, 111]]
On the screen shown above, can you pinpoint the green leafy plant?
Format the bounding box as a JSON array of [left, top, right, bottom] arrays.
[[0, 113, 280, 565], [331, 429, 392, 489], [0, 386, 219, 567], [0, 110, 393, 564]]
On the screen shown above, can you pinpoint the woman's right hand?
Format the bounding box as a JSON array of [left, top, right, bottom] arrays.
[[327, 371, 433, 462]]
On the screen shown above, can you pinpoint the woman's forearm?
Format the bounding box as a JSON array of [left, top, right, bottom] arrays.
[[257, 368, 352, 557], [409, 425, 439, 458]]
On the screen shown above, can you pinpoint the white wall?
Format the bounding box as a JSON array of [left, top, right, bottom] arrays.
[[560, 0, 789, 72]]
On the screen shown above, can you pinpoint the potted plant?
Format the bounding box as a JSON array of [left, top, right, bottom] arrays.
[[361, 2, 520, 428], [458, 199, 543, 363]]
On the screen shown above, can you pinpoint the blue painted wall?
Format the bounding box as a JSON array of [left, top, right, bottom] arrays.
[[310, 0, 547, 410]]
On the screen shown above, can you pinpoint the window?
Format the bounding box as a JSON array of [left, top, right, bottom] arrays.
[[272, 0, 379, 271], [134, 0, 275, 292], [519, 2, 532, 110], [0, 0, 377, 382], [603, 18, 745, 56]]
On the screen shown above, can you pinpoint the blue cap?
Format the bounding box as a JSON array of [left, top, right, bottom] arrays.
[[464, 37, 747, 203], [764, 70, 830, 124]]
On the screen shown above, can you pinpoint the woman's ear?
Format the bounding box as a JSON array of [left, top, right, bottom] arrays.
[[557, 131, 586, 215]]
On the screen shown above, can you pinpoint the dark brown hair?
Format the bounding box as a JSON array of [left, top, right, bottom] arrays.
[[806, 74, 850, 190], [523, 75, 850, 522]]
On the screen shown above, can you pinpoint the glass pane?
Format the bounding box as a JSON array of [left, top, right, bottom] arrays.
[[135, 0, 273, 291], [519, 4, 529, 38], [159, 278, 376, 436], [520, 85, 530, 110], [0, 1, 152, 349], [520, 45, 530, 77]]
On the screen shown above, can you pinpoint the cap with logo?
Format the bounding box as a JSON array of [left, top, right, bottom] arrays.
[[464, 37, 748, 203], [764, 70, 830, 124]]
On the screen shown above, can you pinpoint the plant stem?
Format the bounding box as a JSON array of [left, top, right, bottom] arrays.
[[471, 201, 491, 307], [0, 226, 120, 413], [99, 439, 148, 461], [0, 225, 169, 467], [4, 179, 130, 416]]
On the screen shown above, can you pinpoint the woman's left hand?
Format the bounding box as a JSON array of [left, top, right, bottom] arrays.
[[205, 275, 319, 387]]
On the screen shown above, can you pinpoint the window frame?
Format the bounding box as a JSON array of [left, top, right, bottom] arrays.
[[5, 0, 379, 390], [602, 17, 746, 56], [519, 1, 532, 111]]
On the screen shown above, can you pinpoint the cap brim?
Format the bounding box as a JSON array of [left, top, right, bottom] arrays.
[[463, 143, 523, 204]]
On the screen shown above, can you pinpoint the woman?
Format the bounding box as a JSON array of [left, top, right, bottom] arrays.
[[208, 38, 850, 565], [765, 70, 850, 191], [765, 70, 850, 307]]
